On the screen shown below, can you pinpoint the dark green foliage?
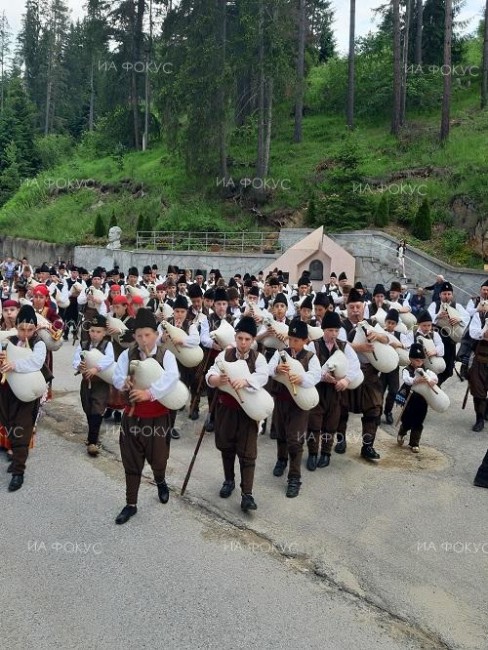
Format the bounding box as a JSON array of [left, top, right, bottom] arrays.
[[143, 215, 153, 232], [374, 194, 389, 227], [135, 213, 145, 233], [94, 212, 105, 237], [412, 198, 432, 240], [307, 197, 317, 224], [109, 212, 118, 228]]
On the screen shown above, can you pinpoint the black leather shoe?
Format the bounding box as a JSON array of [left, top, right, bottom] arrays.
[[306, 454, 317, 471], [334, 437, 347, 454], [219, 480, 235, 498], [204, 414, 214, 432], [241, 493, 257, 511], [472, 416, 484, 432], [473, 478, 488, 488], [317, 453, 330, 468], [113, 411, 122, 423], [273, 459, 287, 477], [115, 505, 137, 524], [385, 412, 394, 425], [189, 409, 199, 421], [170, 428, 181, 439], [157, 480, 170, 504], [103, 409, 113, 420], [286, 478, 301, 498], [8, 474, 23, 491], [361, 445, 380, 460]]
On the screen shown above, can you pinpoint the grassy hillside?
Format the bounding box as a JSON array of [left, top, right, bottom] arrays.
[[1, 78, 487, 268]]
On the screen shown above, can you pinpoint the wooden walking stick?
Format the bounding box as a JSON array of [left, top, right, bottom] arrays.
[[181, 389, 219, 496], [461, 382, 470, 410], [395, 390, 413, 427]]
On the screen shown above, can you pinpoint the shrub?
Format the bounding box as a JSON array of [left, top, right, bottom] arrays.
[[94, 213, 105, 237], [374, 195, 389, 227], [411, 198, 432, 240]]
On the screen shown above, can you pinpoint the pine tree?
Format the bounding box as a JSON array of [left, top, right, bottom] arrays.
[[412, 198, 432, 240], [0, 10, 11, 114], [94, 213, 105, 237], [135, 213, 144, 233], [374, 194, 389, 227], [0, 141, 21, 206], [109, 212, 118, 228]]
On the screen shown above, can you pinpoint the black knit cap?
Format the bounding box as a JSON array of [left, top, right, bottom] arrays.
[[338, 271, 347, 281], [142, 265, 152, 275], [409, 343, 425, 359], [314, 292, 330, 307], [273, 292, 288, 306], [288, 319, 308, 339], [204, 289, 215, 300], [128, 267, 139, 277], [300, 296, 313, 310], [385, 309, 399, 323], [177, 275, 187, 285], [373, 284, 386, 296], [347, 288, 364, 304], [16, 304, 37, 325], [268, 277, 279, 287], [297, 276, 310, 286], [188, 284, 203, 298], [390, 281, 402, 293], [39, 263, 50, 273], [133, 308, 158, 331], [248, 286, 259, 297], [440, 281, 453, 293], [417, 310, 432, 324], [91, 314, 107, 328], [322, 311, 341, 329], [330, 272, 337, 279], [213, 288, 229, 303], [173, 295, 189, 310], [235, 316, 257, 337]]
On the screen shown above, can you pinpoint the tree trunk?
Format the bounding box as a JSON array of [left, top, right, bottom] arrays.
[[264, 77, 273, 175], [440, 0, 453, 143], [217, 0, 228, 183], [391, 0, 401, 136], [89, 60, 95, 131], [256, 0, 266, 180], [294, 0, 306, 143], [400, 0, 413, 126], [346, 0, 356, 130], [143, 0, 153, 151], [482, 0, 488, 109], [414, 0, 423, 66]]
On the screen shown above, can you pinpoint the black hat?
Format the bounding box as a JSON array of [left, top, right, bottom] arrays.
[[213, 288, 229, 303], [204, 289, 215, 300], [409, 343, 425, 359], [354, 281, 364, 290], [70, 265, 79, 273], [167, 265, 178, 274], [133, 308, 158, 331], [288, 319, 308, 339], [243, 273, 250, 281], [385, 309, 399, 323], [39, 263, 50, 273], [347, 288, 364, 304], [248, 286, 259, 297], [322, 311, 341, 329], [373, 284, 386, 297], [173, 295, 189, 310], [49, 266, 57, 275], [152, 264, 158, 270], [300, 296, 313, 311], [338, 272, 347, 281], [16, 304, 37, 325], [92, 269, 102, 279], [177, 275, 187, 285], [268, 277, 279, 287], [195, 269, 204, 277], [142, 265, 152, 275], [314, 292, 330, 308], [390, 281, 402, 293], [417, 310, 432, 324], [273, 293, 288, 306], [330, 272, 337, 279], [128, 267, 139, 277], [482, 279, 488, 288], [440, 281, 453, 293], [91, 314, 107, 328], [297, 276, 310, 286], [188, 284, 203, 298], [235, 316, 257, 337]]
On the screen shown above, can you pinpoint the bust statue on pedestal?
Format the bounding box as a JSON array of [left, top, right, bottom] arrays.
[[107, 226, 122, 250]]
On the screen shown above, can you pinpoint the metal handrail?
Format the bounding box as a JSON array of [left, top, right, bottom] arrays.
[[136, 231, 282, 253]]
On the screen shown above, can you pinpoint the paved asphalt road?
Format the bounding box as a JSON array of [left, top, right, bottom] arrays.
[[1, 340, 487, 649]]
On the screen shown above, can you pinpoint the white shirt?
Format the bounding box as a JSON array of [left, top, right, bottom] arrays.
[[12, 339, 47, 373], [206, 349, 269, 391], [72, 341, 115, 372], [113, 345, 179, 401], [268, 349, 321, 388]]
